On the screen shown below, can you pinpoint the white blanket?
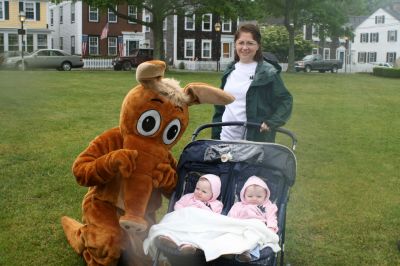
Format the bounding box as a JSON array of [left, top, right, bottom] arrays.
[[143, 207, 281, 261]]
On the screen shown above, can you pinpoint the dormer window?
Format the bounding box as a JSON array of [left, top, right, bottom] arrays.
[[375, 15, 385, 24]]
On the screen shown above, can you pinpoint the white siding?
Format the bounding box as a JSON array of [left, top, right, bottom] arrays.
[[351, 8, 400, 71], [48, 1, 82, 55]]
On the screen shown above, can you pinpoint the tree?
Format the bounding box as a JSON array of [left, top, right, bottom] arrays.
[[261, 25, 314, 62], [84, 0, 259, 60], [258, 0, 361, 72]]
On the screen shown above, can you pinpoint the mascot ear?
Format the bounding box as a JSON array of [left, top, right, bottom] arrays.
[[183, 82, 235, 106], [136, 60, 166, 86]]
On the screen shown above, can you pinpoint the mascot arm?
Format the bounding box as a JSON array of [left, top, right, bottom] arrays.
[[153, 151, 178, 198], [72, 130, 138, 187]]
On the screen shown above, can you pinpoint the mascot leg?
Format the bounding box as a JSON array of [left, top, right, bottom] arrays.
[[63, 197, 123, 266], [120, 174, 152, 233], [61, 216, 85, 254]]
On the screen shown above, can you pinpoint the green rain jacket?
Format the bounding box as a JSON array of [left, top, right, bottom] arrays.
[[211, 60, 293, 142]]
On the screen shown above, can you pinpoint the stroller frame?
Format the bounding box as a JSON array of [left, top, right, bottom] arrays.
[[152, 122, 297, 266]]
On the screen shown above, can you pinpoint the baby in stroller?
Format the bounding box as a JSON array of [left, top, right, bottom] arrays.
[[143, 174, 280, 264], [157, 174, 223, 254], [228, 176, 278, 262]]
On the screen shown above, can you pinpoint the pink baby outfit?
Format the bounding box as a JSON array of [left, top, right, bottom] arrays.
[[174, 174, 223, 213], [228, 176, 278, 233]]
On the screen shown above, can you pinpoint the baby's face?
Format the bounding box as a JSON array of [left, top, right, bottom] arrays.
[[244, 185, 267, 205], [194, 179, 213, 202]]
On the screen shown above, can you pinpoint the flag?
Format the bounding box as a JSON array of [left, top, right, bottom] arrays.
[[118, 36, 124, 56], [100, 23, 109, 40], [82, 34, 88, 56]]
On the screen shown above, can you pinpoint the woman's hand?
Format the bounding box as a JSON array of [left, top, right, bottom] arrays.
[[260, 122, 270, 132]]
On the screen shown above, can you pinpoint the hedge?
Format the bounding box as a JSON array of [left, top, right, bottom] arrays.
[[373, 67, 400, 78]]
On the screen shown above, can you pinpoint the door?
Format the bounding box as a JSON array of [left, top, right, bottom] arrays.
[[126, 40, 139, 56]]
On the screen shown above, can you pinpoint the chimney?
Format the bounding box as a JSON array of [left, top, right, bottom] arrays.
[[392, 2, 400, 12]]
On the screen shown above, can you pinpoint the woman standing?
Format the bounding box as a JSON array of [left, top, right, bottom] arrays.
[[212, 24, 293, 142]]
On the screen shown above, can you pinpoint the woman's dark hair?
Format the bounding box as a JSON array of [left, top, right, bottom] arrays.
[[234, 24, 263, 62]]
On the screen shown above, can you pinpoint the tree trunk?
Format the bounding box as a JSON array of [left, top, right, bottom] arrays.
[[151, 19, 165, 61], [287, 26, 296, 73]]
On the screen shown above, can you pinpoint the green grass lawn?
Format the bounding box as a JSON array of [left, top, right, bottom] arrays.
[[0, 70, 399, 265]]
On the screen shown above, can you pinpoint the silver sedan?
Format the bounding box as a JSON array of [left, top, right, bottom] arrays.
[[2, 49, 84, 71]]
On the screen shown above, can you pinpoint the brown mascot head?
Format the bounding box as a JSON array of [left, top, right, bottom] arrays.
[[119, 60, 234, 153]]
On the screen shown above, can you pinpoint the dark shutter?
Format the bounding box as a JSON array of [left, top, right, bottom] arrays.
[[36, 2, 40, 21], [19, 1, 23, 12], [5, 1, 9, 20]]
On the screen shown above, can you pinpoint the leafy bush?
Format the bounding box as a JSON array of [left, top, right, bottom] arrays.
[[373, 67, 400, 78], [260, 25, 314, 62]]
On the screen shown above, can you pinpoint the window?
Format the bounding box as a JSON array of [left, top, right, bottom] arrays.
[[201, 40, 212, 59], [375, 15, 385, 24], [60, 6, 63, 24], [202, 14, 212, 31], [8, 34, 19, 51], [367, 52, 376, 63], [50, 9, 54, 25], [0, 33, 4, 53], [357, 52, 366, 63], [312, 48, 319, 55], [37, 34, 48, 49], [387, 52, 396, 63], [184, 39, 195, 59], [323, 48, 330, 60], [27, 34, 33, 52], [387, 30, 397, 42], [71, 2, 75, 23], [59, 37, 63, 50], [360, 33, 368, 43], [108, 7, 117, 23], [370, 32, 379, 43], [25, 2, 35, 20], [89, 6, 98, 22], [0, 1, 4, 20], [108, 37, 117, 56], [144, 15, 150, 32], [71, 36, 75, 54], [89, 36, 98, 55], [222, 19, 232, 32], [185, 13, 195, 30], [128, 5, 137, 24]]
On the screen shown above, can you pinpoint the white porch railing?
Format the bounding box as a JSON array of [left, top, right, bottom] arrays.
[[83, 58, 113, 69]]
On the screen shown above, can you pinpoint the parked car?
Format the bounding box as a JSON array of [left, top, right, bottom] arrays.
[[2, 49, 84, 71], [295, 54, 343, 73], [0, 51, 29, 66], [112, 48, 153, 71], [373, 62, 393, 68]]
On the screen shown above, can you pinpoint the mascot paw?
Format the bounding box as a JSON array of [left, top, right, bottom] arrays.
[[119, 215, 148, 233]]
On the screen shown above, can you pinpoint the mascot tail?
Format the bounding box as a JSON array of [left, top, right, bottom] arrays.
[[61, 216, 84, 254]]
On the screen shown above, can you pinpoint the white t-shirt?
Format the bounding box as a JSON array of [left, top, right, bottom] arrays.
[[221, 61, 257, 140]]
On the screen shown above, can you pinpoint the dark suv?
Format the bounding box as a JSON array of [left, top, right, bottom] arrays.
[[112, 48, 153, 71]]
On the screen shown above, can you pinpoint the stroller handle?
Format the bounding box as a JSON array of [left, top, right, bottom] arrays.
[[191, 121, 297, 150]]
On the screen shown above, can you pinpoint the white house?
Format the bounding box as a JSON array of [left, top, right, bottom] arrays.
[[351, 3, 400, 72], [48, 1, 82, 55]]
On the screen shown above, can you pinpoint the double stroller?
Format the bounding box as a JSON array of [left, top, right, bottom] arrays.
[[152, 122, 297, 266]]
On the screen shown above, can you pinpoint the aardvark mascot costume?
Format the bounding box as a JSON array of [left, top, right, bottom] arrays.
[[61, 60, 234, 266]]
